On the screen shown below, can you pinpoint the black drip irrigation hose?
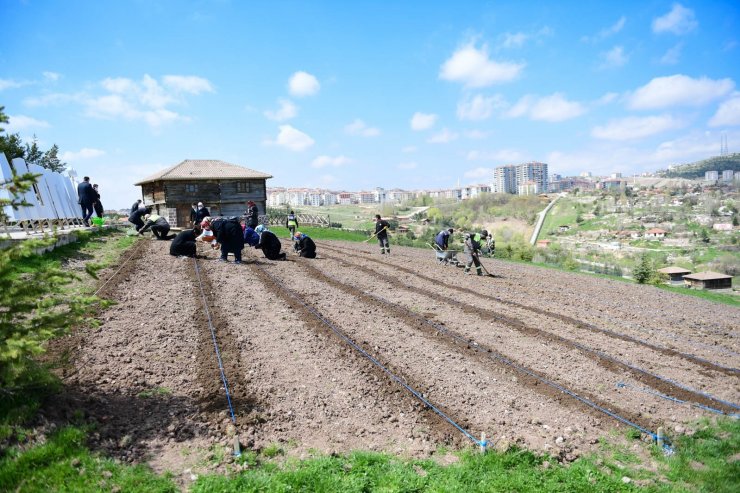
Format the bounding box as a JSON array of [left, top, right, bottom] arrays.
[[193, 258, 240, 456], [616, 382, 740, 418], [255, 264, 488, 450], [311, 266, 674, 453]]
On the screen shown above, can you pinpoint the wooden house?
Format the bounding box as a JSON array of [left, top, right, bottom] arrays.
[[134, 159, 272, 227], [682, 272, 733, 290], [657, 266, 692, 285]]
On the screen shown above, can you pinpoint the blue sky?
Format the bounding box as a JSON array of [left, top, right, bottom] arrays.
[[1, 0, 739, 208]]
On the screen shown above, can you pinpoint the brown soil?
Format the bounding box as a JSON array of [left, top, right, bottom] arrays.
[[43, 237, 740, 477]]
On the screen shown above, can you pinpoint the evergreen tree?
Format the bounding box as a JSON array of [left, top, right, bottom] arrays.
[[39, 143, 67, 173], [632, 253, 654, 284]]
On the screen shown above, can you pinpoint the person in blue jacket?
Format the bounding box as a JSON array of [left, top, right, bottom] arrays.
[[435, 228, 454, 250]]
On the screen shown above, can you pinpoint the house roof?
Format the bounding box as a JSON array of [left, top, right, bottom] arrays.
[[658, 266, 692, 275], [134, 159, 273, 185], [683, 271, 732, 281], [646, 228, 667, 234]]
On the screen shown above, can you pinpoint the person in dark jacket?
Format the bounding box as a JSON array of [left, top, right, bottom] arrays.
[[245, 200, 259, 229], [435, 228, 454, 250], [202, 217, 245, 263], [189, 202, 198, 226], [128, 204, 148, 231], [92, 184, 104, 218], [140, 213, 175, 240], [170, 227, 201, 257], [293, 231, 316, 258], [130, 199, 142, 215], [286, 210, 299, 237], [374, 214, 390, 254], [254, 225, 286, 260], [463, 232, 483, 276], [194, 202, 210, 224], [77, 176, 96, 226]]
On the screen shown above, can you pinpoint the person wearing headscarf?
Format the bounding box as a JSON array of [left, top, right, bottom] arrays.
[[245, 200, 259, 229], [293, 231, 316, 258], [170, 226, 202, 257], [201, 216, 245, 263], [194, 202, 210, 224], [254, 225, 286, 261]]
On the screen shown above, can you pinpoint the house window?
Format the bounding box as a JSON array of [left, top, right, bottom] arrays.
[[185, 184, 198, 193], [236, 182, 250, 193]]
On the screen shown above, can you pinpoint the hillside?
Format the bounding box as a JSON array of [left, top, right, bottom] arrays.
[[660, 153, 740, 178]]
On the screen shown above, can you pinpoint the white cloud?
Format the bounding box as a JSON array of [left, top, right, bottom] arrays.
[[628, 75, 734, 109], [439, 43, 524, 87], [582, 16, 626, 43], [457, 94, 504, 121], [660, 43, 683, 65], [591, 115, 684, 140], [464, 130, 491, 139], [463, 167, 493, 179], [6, 114, 50, 131], [410, 112, 437, 130], [709, 94, 740, 127], [264, 99, 298, 121], [0, 79, 24, 91], [268, 125, 315, 151], [466, 149, 524, 162], [600, 46, 628, 69], [427, 128, 459, 144], [42, 71, 61, 82], [162, 75, 214, 94], [344, 119, 380, 137], [502, 32, 527, 49], [288, 71, 320, 97], [507, 93, 585, 122], [61, 148, 105, 162], [597, 92, 619, 105], [652, 3, 697, 35], [398, 161, 418, 170], [402, 145, 417, 153], [311, 155, 352, 168]]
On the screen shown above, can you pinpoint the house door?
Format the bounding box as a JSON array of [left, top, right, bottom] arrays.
[[175, 203, 193, 228]]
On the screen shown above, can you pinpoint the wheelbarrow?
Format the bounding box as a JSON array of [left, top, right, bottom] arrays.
[[429, 243, 461, 266]]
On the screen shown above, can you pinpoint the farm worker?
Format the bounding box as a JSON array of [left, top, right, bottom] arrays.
[[92, 184, 104, 218], [140, 213, 175, 240], [293, 231, 317, 258], [245, 200, 259, 229], [374, 214, 391, 255], [435, 228, 454, 250], [130, 199, 142, 215], [189, 203, 198, 226], [201, 217, 245, 263], [128, 204, 149, 231], [243, 226, 260, 247], [194, 202, 210, 225], [76, 176, 96, 226], [254, 224, 286, 261], [463, 232, 483, 276], [286, 210, 299, 237], [170, 227, 201, 257]]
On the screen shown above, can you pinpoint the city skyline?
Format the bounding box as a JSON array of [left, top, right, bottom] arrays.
[[2, 1, 739, 209]]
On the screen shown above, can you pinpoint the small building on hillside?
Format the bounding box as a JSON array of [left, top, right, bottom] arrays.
[[683, 272, 733, 290], [134, 160, 272, 227], [645, 228, 667, 239], [657, 266, 692, 285], [536, 239, 552, 249]]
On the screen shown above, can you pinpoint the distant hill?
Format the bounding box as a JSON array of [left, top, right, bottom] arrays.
[[659, 153, 740, 178]]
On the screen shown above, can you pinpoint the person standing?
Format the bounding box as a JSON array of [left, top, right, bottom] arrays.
[[463, 232, 483, 276], [92, 184, 104, 218], [76, 176, 96, 226], [202, 216, 245, 263], [170, 226, 201, 257], [245, 200, 259, 229], [435, 228, 454, 250], [194, 202, 210, 224], [286, 210, 299, 237], [374, 214, 390, 254], [189, 202, 198, 226], [293, 231, 316, 258]]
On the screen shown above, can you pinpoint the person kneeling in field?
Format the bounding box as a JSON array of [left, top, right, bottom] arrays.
[[293, 231, 317, 258], [140, 213, 175, 240], [170, 226, 202, 257], [254, 225, 286, 261]]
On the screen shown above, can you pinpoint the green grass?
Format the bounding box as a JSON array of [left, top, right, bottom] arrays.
[[656, 284, 740, 307], [0, 426, 177, 493], [191, 419, 740, 492], [269, 225, 371, 242]]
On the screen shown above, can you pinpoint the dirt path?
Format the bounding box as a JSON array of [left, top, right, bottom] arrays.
[[48, 237, 739, 476]]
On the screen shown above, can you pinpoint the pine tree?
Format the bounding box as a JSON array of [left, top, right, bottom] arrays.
[[632, 253, 654, 284]]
